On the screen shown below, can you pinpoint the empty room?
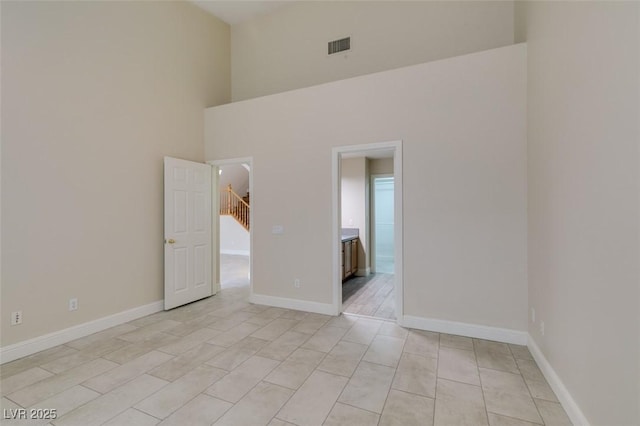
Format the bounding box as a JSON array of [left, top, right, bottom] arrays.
[[1, 1, 638, 426]]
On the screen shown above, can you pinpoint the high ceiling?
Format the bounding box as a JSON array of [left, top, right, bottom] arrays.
[[190, 1, 293, 25]]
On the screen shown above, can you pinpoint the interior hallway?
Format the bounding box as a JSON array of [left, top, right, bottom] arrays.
[[1, 279, 570, 425]]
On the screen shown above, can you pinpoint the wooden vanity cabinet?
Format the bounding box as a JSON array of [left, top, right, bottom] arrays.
[[341, 238, 358, 281]]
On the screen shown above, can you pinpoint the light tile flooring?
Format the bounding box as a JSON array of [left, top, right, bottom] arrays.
[[342, 274, 395, 320], [219, 254, 251, 290], [1, 260, 572, 426]]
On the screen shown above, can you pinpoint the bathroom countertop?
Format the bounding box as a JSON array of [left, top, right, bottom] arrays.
[[341, 228, 359, 242]]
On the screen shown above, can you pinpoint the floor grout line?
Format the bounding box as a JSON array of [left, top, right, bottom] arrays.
[[1, 256, 571, 426], [473, 343, 491, 426]]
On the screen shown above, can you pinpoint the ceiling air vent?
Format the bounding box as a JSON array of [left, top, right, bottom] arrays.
[[328, 37, 351, 55]]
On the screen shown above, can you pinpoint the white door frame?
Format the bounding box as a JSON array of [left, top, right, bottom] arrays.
[[370, 173, 394, 274], [331, 141, 403, 323], [207, 157, 253, 296]]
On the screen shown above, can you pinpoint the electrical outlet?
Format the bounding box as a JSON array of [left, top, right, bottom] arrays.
[[540, 321, 545, 336], [294, 279, 300, 288], [531, 307, 536, 323], [69, 298, 78, 311], [11, 311, 22, 326]]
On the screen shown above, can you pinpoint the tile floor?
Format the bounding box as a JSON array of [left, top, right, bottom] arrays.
[[342, 273, 395, 320], [1, 260, 572, 425], [219, 254, 251, 290]]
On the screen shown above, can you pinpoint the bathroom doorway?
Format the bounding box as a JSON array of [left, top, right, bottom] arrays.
[[340, 168, 395, 319], [332, 141, 403, 322]]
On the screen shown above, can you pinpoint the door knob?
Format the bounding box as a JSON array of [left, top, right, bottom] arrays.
[[166, 239, 176, 244]]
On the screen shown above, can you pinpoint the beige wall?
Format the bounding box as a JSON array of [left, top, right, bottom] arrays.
[[231, 1, 515, 101], [1, 1, 230, 346], [521, 2, 640, 424], [341, 157, 368, 272], [369, 158, 393, 176], [206, 44, 527, 331]]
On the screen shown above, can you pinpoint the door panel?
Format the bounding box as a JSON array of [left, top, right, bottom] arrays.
[[194, 244, 206, 287], [173, 247, 188, 291], [164, 157, 213, 310]]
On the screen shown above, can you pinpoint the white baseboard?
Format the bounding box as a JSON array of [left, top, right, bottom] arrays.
[[527, 335, 590, 426], [402, 315, 528, 345], [220, 249, 250, 256], [342, 312, 396, 323], [249, 293, 336, 316], [355, 268, 371, 277], [0, 300, 163, 364]]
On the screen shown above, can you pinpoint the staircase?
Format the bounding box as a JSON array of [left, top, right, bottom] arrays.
[[220, 184, 250, 230]]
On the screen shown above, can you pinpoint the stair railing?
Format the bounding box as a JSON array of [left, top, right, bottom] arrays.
[[220, 184, 250, 230]]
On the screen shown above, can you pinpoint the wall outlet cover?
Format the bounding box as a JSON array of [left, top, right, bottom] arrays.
[[11, 311, 22, 326]]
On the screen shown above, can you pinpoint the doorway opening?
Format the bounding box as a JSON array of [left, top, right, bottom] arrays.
[[372, 175, 395, 274], [332, 141, 403, 322], [208, 158, 253, 301]]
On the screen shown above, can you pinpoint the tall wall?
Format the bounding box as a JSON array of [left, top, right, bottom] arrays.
[[206, 44, 527, 333], [1, 1, 230, 347], [231, 1, 515, 100], [520, 2, 640, 424]]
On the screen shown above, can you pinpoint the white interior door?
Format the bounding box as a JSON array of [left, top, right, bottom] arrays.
[[164, 157, 214, 310]]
